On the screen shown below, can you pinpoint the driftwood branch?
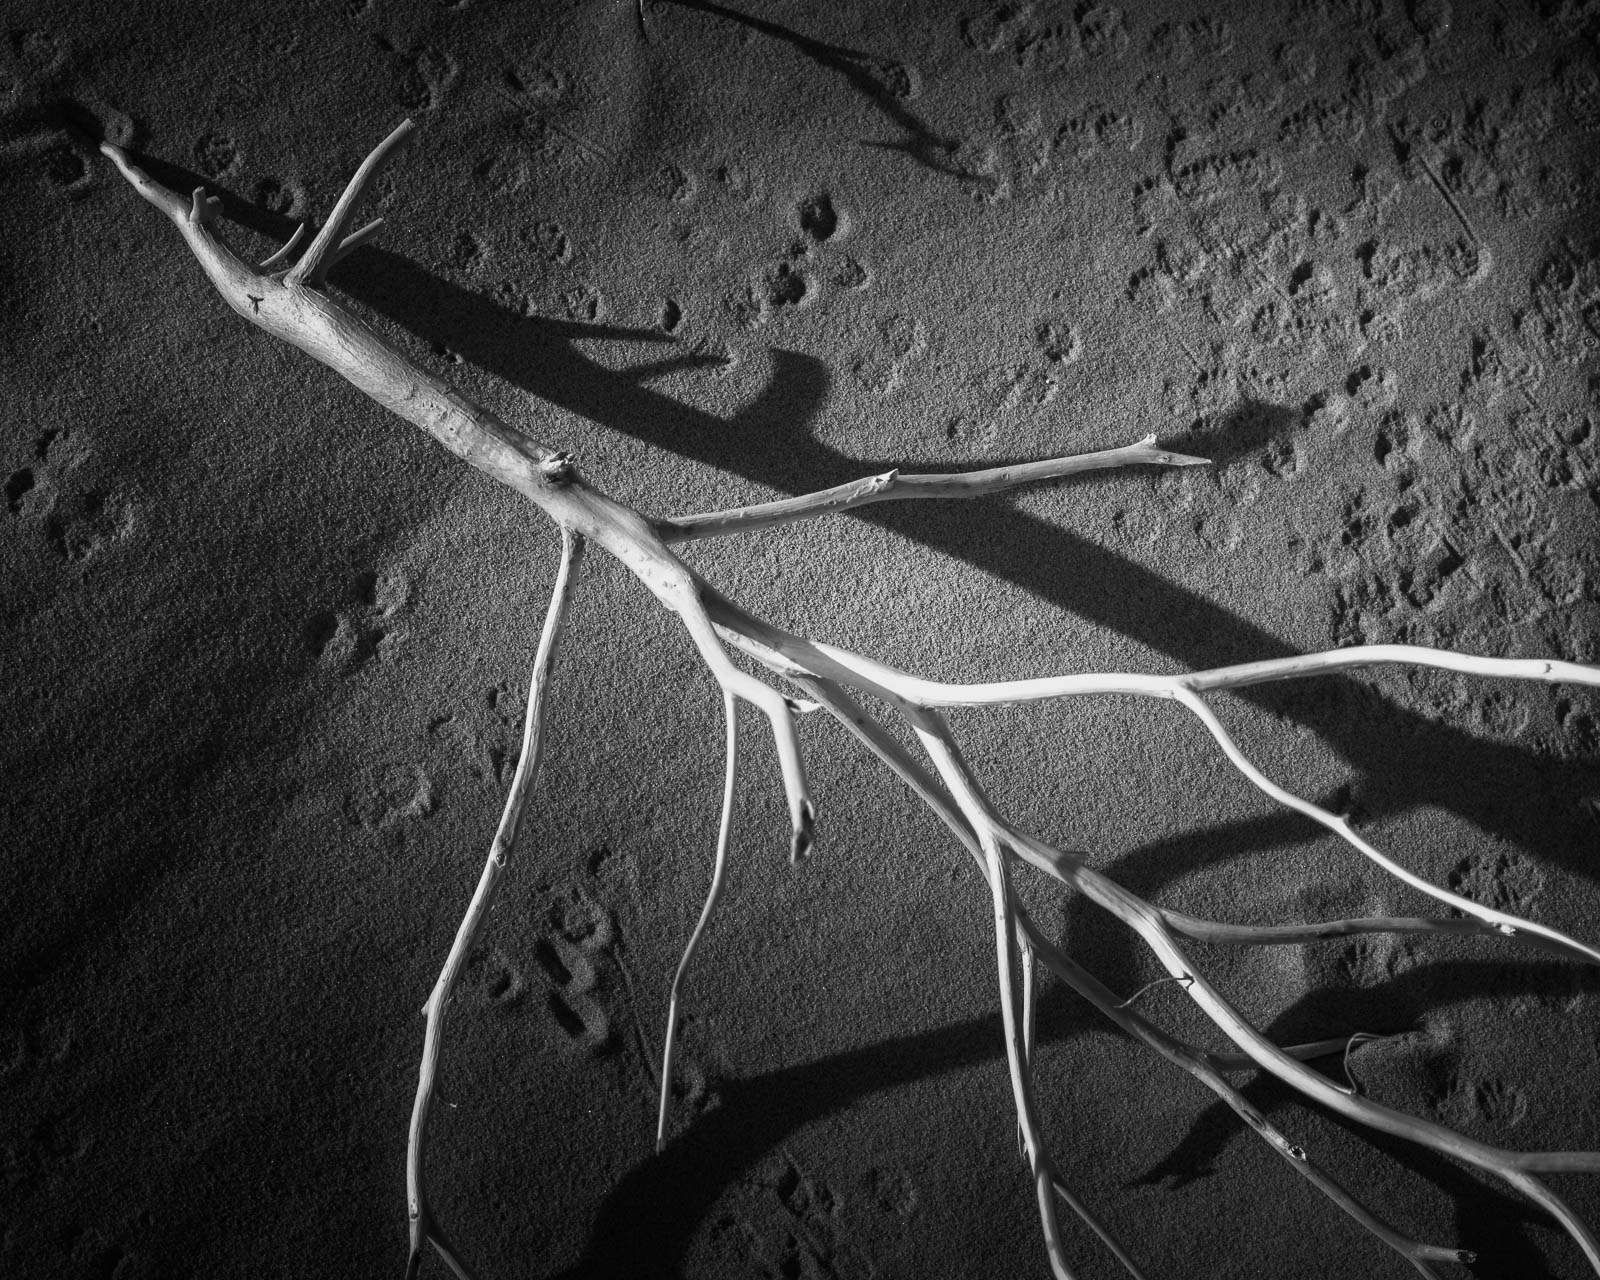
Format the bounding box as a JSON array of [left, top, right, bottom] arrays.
[[104, 120, 1600, 1280], [654, 435, 1210, 542], [774, 666, 1475, 1276], [656, 690, 740, 1152], [406, 525, 584, 1280]]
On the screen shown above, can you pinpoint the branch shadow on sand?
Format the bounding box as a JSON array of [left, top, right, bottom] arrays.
[[335, 247, 1600, 892], [323, 244, 1600, 1274], [1117, 956, 1600, 1280], [91, 141, 1600, 1278], [540, 941, 1592, 1278], [331, 253, 1599, 1272], [91, 141, 1600, 895], [556, 808, 1599, 1277], [648, 0, 970, 181], [1054, 807, 1600, 1278]]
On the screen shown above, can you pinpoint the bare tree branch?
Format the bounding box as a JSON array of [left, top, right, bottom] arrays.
[[656, 690, 740, 1151], [406, 527, 585, 1280], [103, 120, 1600, 1280], [655, 435, 1210, 542]]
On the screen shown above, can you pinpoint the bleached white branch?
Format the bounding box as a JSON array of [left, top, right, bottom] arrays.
[[655, 435, 1210, 543], [105, 117, 1600, 1280], [406, 527, 585, 1280], [719, 600, 1600, 1272], [655, 691, 740, 1151]]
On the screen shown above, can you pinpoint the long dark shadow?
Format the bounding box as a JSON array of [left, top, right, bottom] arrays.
[[543, 943, 1581, 1278], [77, 96, 1600, 1280], [550, 1012, 1000, 1279], [343, 243, 1600, 891], [1114, 955, 1600, 1279], [99, 139, 1600, 890], [1042, 809, 1600, 1275], [651, 0, 969, 181]]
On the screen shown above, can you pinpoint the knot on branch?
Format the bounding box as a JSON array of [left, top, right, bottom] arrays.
[[189, 186, 221, 227], [539, 451, 576, 484]]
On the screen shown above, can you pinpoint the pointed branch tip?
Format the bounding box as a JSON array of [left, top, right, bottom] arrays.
[[286, 118, 417, 288], [790, 801, 816, 863], [1114, 973, 1193, 1009], [259, 221, 308, 271]]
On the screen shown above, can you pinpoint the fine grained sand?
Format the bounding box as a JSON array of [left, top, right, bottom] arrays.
[[4, 0, 1600, 1276]]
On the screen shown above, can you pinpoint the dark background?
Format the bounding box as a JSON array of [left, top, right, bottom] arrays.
[[4, 0, 1600, 1276]]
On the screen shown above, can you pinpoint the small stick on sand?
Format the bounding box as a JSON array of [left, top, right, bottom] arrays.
[[656, 690, 740, 1151], [406, 527, 584, 1280]]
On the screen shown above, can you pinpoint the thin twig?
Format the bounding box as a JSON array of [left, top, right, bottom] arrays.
[[1169, 686, 1600, 968], [1018, 937, 1037, 1159], [1159, 909, 1544, 952], [1115, 974, 1193, 1009], [741, 636, 1600, 713], [405, 529, 585, 1280], [258, 220, 307, 271], [1206, 1033, 1401, 1074], [656, 690, 740, 1151], [328, 216, 386, 270], [1051, 1176, 1152, 1280], [677, 598, 814, 860], [656, 434, 1210, 542], [1339, 1032, 1388, 1097], [919, 716, 1079, 1279]]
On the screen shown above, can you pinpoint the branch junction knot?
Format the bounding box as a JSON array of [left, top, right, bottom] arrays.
[[539, 452, 576, 484]]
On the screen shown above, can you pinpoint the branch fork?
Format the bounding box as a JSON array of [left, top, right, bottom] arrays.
[[104, 119, 1600, 1280]]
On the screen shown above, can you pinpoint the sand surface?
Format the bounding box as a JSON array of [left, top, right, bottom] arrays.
[[5, 0, 1600, 1276]]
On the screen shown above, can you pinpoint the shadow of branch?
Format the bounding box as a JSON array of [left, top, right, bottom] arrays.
[[88, 135, 1600, 897], [651, 0, 970, 181]]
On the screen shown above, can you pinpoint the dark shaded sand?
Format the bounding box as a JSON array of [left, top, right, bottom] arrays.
[[5, 0, 1600, 1276]]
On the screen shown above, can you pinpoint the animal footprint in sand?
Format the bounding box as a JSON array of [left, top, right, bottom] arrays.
[[464, 945, 525, 1008], [1435, 1070, 1529, 1131], [718, 1153, 877, 1280], [533, 889, 617, 1055], [304, 566, 410, 670], [849, 314, 925, 395], [375, 38, 457, 113], [342, 761, 435, 831], [431, 682, 526, 787], [5, 427, 134, 564], [1446, 850, 1544, 918]]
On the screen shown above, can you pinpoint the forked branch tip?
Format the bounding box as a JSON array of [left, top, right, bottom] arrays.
[[285, 117, 417, 288]]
